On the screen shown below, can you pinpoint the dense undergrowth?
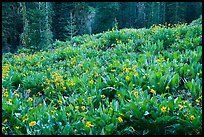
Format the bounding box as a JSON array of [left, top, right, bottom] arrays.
[[2, 17, 202, 135]]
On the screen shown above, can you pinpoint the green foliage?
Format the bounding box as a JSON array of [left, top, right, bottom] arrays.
[[2, 17, 202, 135]]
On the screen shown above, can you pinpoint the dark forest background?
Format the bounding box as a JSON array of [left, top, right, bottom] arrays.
[[2, 2, 202, 53]]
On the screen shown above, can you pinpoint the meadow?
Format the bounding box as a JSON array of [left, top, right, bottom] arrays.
[[2, 17, 202, 135]]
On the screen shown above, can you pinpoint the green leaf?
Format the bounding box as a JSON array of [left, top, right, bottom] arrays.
[[62, 125, 70, 135], [169, 73, 180, 88]]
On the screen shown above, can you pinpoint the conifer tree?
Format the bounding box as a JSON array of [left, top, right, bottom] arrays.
[[64, 12, 78, 44]]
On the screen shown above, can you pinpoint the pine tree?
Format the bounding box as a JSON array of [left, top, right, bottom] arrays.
[[64, 12, 78, 44]]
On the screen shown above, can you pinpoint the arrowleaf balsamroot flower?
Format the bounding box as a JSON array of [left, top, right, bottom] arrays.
[[28, 97, 33, 102], [58, 100, 62, 104], [101, 94, 106, 99], [3, 92, 8, 97], [118, 117, 123, 123], [81, 106, 86, 110], [125, 75, 130, 81], [134, 91, 139, 98], [85, 122, 94, 127], [166, 86, 170, 90], [161, 106, 167, 112], [150, 89, 156, 94], [190, 115, 195, 121], [29, 121, 37, 126]]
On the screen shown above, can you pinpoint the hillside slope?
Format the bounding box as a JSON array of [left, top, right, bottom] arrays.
[[2, 17, 202, 135]]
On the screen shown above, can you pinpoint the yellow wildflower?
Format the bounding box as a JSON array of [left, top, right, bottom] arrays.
[[179, 106, 184, 111], [85, 122, 94, 127], [82, 117, 86, 121], [3, 92, 8, 97], [125, 68, 129, 73], [125, 76, 130, 81], [134, 92, 139, 98], [7, 99, 12, 105], [89, 79, 94, 84], [88, 96, 92, 100], [29, 121, 37, 126], [118, 94, 121, 97], [184, 113, 188, 117], [109, 107, 113, 111], [117, 117, 123, 123], [27, 89, 31, 94], [198, 95, 202, 100], [50, 110, 54, 113], [28, 97, 33, 102], [190, 115, 195, 121], [63, 87, 66, 90], [101, 94, 106, 99], [23, 118, 29, 123], [15, 94, 20, 97], [2, 126, 5, 132], [166, 86, 170, 90], [183, 100, 187, 104], [150, 89, 156, 94], [81, 106, 86, 111], [15, 126, 20, 129], [58, 100, 62, 104], [156, 59, 160, 63], [195, 99, 200, 103], [134, 72, 139, 76], [119, 113, 124, 116], [161, 106, 167, 112], [3, 119, 7, 123], [37, 92, 42, 96]]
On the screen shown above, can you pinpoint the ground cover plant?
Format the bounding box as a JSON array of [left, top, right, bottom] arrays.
[[2, 17, 202, 135]]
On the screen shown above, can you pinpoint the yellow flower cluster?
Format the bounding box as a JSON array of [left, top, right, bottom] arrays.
[[71, 57, 76, 65], [52, 73, 63, 84], [2, 63, 10, 79], [89, 79, 94, 84], [67, 79, 75, 87]]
